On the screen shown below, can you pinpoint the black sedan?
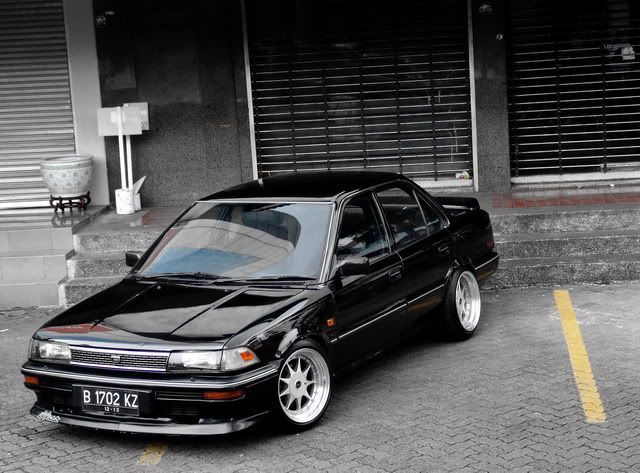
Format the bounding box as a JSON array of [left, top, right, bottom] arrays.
[[22, 171, 498, 435]]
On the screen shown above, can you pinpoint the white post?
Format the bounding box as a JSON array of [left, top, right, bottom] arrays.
[[116, 106, 127, 190], [125, 134, 134, 190], [467, 0, 479, 192]]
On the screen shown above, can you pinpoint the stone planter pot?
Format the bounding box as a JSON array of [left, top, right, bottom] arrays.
[[41, 154, 93, 198]]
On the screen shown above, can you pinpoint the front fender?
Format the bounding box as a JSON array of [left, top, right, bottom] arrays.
[[236, 295, 336, 370]]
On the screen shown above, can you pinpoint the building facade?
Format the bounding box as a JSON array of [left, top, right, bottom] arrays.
[[1, 0, 639, 209]]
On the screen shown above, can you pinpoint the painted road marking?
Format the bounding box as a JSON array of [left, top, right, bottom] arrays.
[[553, 289, 606, 423], [138, 442, 168, 465]]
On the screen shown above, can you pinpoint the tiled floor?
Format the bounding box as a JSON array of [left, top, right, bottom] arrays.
[[441, 183, 640, 214], [54, 183, 640, 235], [79, 206, 182, 233], [491, 187, 640, 209]]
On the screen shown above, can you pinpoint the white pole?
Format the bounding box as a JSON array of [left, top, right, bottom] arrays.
[[467, 0, 479, 192], [125, 134, 133, 190], [116, 106, 127, 190]]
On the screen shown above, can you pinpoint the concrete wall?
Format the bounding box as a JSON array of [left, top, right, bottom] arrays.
[[470, 0, 511, 191], [63, 0, 110, 205], [93, 0, 253, 207]]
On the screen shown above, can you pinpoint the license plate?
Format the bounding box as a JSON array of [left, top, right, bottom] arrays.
[[75, 386, 145, 416]]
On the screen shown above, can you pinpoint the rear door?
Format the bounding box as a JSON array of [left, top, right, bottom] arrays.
[[375, 185, 453, 331], [332, 193, 406, 364]]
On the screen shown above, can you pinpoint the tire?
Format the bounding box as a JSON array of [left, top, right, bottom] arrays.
[[441, 269, 482, 341], [274, 340, 332, 432]]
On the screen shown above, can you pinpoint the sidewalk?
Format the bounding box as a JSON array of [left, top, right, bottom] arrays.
[[448, 182, 640, 215], [80, 181, 640, 230]]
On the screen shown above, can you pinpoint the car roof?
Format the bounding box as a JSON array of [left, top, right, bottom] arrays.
[[201, 171, 410, 201]]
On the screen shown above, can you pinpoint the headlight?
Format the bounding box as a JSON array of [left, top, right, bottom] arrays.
[[167, 348, 259, 372], [30, 340, 71, 363], [167, 351, 222, 371]]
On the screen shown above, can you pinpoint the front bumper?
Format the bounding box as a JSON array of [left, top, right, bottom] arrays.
[[22, 362, 278, 435], [29, 405, 267, 435]]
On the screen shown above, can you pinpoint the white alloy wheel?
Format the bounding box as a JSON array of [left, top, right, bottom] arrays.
[[278, 347, 331, 425], [455, 270, 481, 332]]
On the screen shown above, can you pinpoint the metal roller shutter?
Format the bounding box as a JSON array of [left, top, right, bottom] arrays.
[[245, 0, 472, 182], [0, 0, 75, 209], [508, 0, 640, 178]]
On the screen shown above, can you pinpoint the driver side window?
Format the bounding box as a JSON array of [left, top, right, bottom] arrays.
[[336, 195, 388, 262]]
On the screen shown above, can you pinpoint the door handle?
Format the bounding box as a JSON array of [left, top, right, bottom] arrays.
[[388, 268, 402, 281], [437, 243, 451, 254]]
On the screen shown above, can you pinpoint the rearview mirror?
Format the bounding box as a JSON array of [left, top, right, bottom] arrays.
[[125, 251, 143, 268], [337, 257, 370, 277]]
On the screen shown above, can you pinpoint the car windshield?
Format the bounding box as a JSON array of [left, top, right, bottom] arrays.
[[136, 201, 333, 281]]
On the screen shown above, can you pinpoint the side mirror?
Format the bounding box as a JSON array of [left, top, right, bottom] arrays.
[[125, 251, 143, 268], [336, 256, 370, 277]]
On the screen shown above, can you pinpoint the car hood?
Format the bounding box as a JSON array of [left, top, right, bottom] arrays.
[[36, 279, 307, 349]]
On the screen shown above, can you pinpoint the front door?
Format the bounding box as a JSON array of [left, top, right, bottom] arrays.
[[332, 194, 406, 365]]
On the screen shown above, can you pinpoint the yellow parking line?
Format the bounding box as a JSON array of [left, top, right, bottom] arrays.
[[138, 442, 168, 465], [553, 289, 606, 423]]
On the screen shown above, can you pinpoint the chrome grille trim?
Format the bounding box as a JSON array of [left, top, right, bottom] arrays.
[[69, 347, 169, 372]]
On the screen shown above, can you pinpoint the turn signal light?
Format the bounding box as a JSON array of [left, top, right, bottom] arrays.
[[24, 375, 39, 386], [240, 351, 255, 361], [202, 389, 245, 400]]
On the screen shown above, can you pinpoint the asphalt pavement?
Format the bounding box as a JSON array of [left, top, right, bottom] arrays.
[[0, 282, 639, 473]]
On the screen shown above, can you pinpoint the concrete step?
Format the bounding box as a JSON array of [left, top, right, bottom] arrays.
[[0, 281, 59, 307], [495, 229, 640, 259], [67, 252, 129, 279], [0, 226, 73, 253], [73, 229, 161, 253], [1, 249, 72, 283], [491, 207, 640, 235], [61, 276, 122, 307], [484, 254, 640, 289]]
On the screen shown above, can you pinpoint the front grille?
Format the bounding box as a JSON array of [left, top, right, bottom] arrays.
[[70, 347, 169, 372]]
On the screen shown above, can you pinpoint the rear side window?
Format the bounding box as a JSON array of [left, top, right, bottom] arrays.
[[417, 195, 445, 235], [376, 187, 427, 249], [336, 196, 388, 261]]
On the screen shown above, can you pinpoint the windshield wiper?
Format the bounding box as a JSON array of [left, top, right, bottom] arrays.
[[135, 272, 228, 282], [212, 275, 315, 284], [245, 275, 315, 281]]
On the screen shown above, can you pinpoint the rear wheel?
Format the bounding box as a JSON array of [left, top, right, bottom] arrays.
[[441, 269, 482, 340], [274, 341, 331, 431]]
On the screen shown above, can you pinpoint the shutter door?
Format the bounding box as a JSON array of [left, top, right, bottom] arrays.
[[246, 0, 472, 181], [508, 0, 640, 177], [0, 0, 75, 209]]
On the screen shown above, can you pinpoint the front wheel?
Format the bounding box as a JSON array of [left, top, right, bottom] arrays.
[[441, 269, 482, 341], [274, 341, 332, 431]]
